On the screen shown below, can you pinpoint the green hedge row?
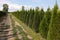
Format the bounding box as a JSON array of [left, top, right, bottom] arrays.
[[12, 2, 60, 40]]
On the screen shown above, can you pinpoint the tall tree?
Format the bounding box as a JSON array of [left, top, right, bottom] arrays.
[[3, 4, 8, 13], [28, 8, 34, 28], [21, 6, 25, 22], [39, 7, 51, 38], [32, 7, 40, 32], [47, 0, 60, 40], [25, 10, 30, 25]]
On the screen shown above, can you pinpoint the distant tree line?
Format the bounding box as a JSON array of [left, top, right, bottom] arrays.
[[0, 4, 8, 17], [12, 2, 60, 40]]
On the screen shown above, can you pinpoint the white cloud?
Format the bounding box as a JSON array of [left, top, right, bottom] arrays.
[[0, 0, 32, 12], [9, 4, 31, 9], [0, 0, 8, 11], [8, 3, 32, 12]]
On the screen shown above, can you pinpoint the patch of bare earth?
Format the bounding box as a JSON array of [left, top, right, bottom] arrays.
[[7, 15, 14, 40]]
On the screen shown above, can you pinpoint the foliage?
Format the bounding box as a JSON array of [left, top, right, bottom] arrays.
[[47, 2, 60, 40], [12, 2, 60, 40], [3, 4, 8, 13], [39, 7, 51, 38]]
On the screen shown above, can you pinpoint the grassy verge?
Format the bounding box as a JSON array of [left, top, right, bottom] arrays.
[[12, 26, 19, 40], [16, 25, 31, 40], [10, 15, 19, 40], [11, 14, 41, 40]]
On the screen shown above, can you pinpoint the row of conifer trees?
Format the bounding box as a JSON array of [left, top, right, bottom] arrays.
[[12, 2, 60, 40]]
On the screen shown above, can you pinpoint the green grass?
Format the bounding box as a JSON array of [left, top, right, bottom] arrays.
[[11, 14, 41, 40], [16, 25, 31, 40], [12, 27, 19, 40], [10, 15, 19, 40]]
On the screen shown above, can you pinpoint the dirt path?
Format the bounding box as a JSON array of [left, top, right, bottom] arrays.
[[7, 15, 14, 40], [0, 15, 15, 40], [0, 14, 33, 40]]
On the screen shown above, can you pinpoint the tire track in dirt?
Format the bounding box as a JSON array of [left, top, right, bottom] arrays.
[[7, 15, 15, 40]]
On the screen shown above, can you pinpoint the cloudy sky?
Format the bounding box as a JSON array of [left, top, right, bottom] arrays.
[[0, 0, 60, 12]]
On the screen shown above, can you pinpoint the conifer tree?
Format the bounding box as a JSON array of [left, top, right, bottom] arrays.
[[32, 7, 40, 32], [39, 7, 51, 38], [28, 8, 34, 28], [47, 0, 60, 40]]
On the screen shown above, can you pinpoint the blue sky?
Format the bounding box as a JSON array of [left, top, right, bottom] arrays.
[[0, 0, 60, 12]]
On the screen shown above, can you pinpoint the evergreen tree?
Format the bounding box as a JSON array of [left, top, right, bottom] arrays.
[[21, 6, 25, 22], [47, 1, 60, 40], [28, 8, 34, 28], [26, 10, 30, 25], [39, 7, 51, 38], [32, 7, 40, 32]]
